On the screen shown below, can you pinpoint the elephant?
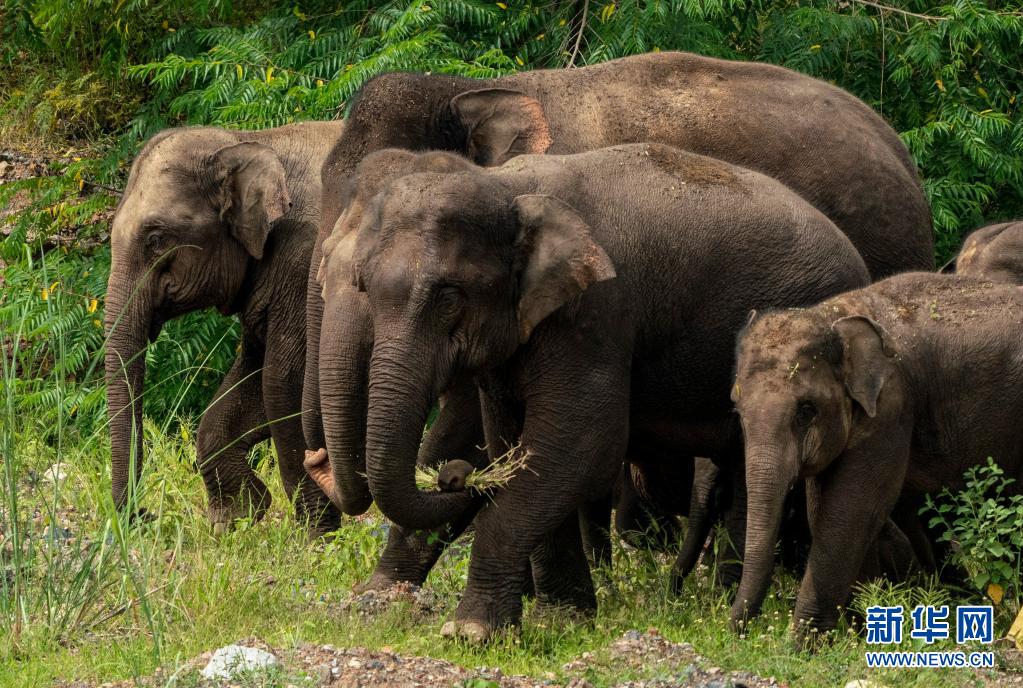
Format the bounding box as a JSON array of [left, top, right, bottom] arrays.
[[729, 272, 1023, 644], [304, 50, 934, 522], [947, 220, 1023, 282], [104, 121, 345, 533], [320, 142, 873, 640]]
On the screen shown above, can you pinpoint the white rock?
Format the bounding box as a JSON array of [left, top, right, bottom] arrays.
[[200, 645, 279, 679], [42, 464, 66, 485]]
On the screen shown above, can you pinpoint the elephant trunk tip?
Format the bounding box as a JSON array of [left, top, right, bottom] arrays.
[[303, 448, 373, 515]]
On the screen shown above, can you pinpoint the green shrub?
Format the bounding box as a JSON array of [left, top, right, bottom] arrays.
[[925, 458, 1023, 611]]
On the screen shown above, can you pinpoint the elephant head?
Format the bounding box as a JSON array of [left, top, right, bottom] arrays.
[[729, 309, 899, 626], [105, 129, 290, 509], [340, 168, 613, 530], [313, 149, 476, 515], [949, 221, 1023, 283]]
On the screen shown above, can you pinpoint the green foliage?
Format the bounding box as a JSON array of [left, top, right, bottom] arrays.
[[925, 458, 1023, 607], [3, 0, 1023, 449]]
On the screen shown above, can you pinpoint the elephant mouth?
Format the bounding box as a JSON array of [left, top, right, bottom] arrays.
[[148, 312, 166, 343]]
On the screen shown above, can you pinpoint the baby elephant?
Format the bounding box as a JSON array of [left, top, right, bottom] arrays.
[[950, 220, 1023, 283], [730, 273, 1023, 644]]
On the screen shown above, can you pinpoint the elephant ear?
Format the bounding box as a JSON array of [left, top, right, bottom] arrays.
[[450, 88, 553, 166], [210, 141, 291, 260], [513, 194, 616, 343], [832, 315, 897, 418]]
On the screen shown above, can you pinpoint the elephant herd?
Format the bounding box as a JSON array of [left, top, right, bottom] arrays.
[[103, 50, 1023, 647]]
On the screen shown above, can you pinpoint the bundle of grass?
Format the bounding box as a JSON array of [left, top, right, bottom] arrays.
[[415, 443, 534, 493]]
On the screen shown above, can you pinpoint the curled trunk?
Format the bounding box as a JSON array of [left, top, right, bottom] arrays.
[[730, 440, 797, 629], [364, 340, 473, 530], [318, 292, 374, 514], [104, 276, 153, 509]]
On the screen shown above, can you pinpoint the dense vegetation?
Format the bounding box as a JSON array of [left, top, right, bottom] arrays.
[[1, 1, 1022, 685]]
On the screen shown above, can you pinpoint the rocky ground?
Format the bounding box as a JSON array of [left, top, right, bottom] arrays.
[[56, 627, 785, 688], [49, 583, 1023, 688]]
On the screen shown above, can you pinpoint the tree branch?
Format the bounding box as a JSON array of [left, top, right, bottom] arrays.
[[567, 0, 589, 67]]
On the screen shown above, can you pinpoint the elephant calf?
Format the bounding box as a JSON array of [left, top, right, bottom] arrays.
[[325, 142, 871, 641], [730, 273, 1023, 644], [951, 220, 1023, 283]]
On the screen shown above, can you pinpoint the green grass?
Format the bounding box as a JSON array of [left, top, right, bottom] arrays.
[[0, 415, 1016, 687]]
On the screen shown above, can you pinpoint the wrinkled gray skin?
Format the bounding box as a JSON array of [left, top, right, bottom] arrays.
[[731, 273, 1023, 646], [105, 122, 344, 532], [948, 221, 1023, 283], [326, 143, 872, 640], [306, 51, 932, 592]]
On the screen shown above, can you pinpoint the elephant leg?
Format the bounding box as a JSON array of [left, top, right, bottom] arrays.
[[716, 456, 746, 588], [443, 357, 629, 642], [264, 324, 341, 534], [532, 511, 596, 613], [197, 341, 272, 532], [672, 457, 721, 592], [580, 491, 613, 570], [794, 443, 907, 646], [616, 452, 687, 553], [361, 507, 481, 592], [360, 378, 488, 589]]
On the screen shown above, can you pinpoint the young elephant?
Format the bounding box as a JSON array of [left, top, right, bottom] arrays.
[[730, 273, 1023, 643], [325, 143, 871, 640], [105, 121, 344, 533], [949, 221, 1023, 282]]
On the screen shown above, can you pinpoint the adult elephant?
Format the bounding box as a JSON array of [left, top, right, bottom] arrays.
[[947, 220, 1023, 282], [324, 143, 874, 640], [303, 51, 935, 522], [105, 121, 344, 533]]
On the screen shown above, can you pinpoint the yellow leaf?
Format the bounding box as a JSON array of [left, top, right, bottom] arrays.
[[308, 30, 316, 40], [496, 1, 507, 8], [1009, 606, 1023, 650], [559, 18, 566, 25], [978, 86, 988, 99], [180, 425, 190, 442], [93, 319, 102, 328], [600, 3, 616, 22], [536, 33, 544, 40], [87, 298, 98, 314], [41, 287, 48, 301], [515, 56, 524, 66], [265, 66, 274, 83], [653, 46, 660, 52], [161, 19, 168, 29], [810, 44, 822, 52], [236, 64, 243, 80], [935, 78, 945, 92], [316, 79, 324, 88], [987, 582, 1004, 605]]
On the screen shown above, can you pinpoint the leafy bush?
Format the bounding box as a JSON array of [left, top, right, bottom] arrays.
[[925, 458, 1023, 609]]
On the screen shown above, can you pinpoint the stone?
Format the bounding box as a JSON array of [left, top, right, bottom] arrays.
[[200, 644, 279, 679]]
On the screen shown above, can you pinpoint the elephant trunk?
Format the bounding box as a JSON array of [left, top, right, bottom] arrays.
[[730, 433, 798, 629], [104, 273, 154, 509], [364, 338, 473, 530], [318, 291, 374, 515]]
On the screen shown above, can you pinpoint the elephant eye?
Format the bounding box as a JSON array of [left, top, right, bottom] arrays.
[[795, 400, 817, 427], [435, 285, 464, 323], [144, 228, 172, 257]]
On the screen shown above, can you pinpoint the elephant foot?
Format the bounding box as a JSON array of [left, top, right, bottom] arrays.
[[353, 570, 411, 595], [440, 619, 495, 644], [207, 479, 271, 534], [303, 448, 335, 499]]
